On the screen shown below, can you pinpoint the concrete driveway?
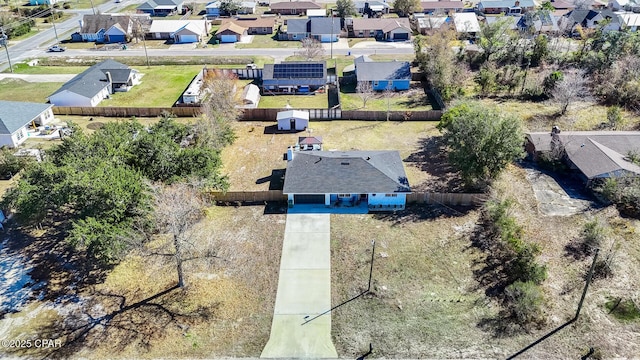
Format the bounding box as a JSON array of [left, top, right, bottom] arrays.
[[525, 168, 593, 216], [261, 213, 338, 359]]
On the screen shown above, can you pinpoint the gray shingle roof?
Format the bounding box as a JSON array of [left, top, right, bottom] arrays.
[[286, 19, 309, 33], [0, 100, 52, 135], [49, 60, 133, 99], [283, 150, 411, 194], [270, 1, 321, 10], [356, 60, 411, 81], [138, 0, 182, 10], [309, 17, 340, 34], [527, 131, 640, 179]]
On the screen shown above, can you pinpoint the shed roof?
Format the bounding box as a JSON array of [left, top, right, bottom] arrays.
[[0, 101, 52, 135], [298, 136, 322, 145], [242, 84, 260, 105], [277, 110, 310, 121], [283, 151, 411, 194], [149, 19, 207, 34]]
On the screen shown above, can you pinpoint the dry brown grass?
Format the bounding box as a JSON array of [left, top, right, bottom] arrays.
[[220, 121, 442, 191], [3, 206, 284, 359], [331, 164, 640, 358]]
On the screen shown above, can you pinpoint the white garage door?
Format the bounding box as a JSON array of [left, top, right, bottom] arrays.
[[220, 35, 237, 43], [179, 34, 198, 43]]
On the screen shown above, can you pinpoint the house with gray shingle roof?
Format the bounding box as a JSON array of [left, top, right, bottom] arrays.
[[282, 18, 340, 42], [49, 60, 141, 107], [283, 150, 411, 210], [137, 0, 184, 16], [0, 100, 54, 148], [526, 130, 640, 185]]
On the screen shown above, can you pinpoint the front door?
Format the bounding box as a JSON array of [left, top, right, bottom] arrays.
[[290, 119, 295, 130]]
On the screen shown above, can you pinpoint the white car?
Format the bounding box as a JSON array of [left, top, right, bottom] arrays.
[[48, 45, 65, 52]]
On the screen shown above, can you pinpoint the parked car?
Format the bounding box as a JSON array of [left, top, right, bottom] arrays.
[[48, 45, 65, 52]]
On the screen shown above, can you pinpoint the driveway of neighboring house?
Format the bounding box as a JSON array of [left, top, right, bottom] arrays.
[[261, 212, 338, 359], [524, 167, 594, 216]]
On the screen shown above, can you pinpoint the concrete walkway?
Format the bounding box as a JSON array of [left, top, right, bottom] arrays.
[[261, 213, 338, 359]]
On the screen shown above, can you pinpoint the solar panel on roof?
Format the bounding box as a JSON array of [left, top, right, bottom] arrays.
[[273, 63, 324, 79]]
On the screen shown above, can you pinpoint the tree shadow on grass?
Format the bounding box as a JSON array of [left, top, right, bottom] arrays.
[[12, 284, 219, 359], [1, 220, 111, 318], [372, 203, 478, 225], [403, 137, 466, 192]]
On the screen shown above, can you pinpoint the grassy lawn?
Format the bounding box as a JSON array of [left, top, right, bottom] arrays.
[[346, 38, 376, 47], [1, 205, 285, 359], [220, 121, 441, 191], [331, 165, 640, 358], [340, 87, 433, 111], [235, 35, 301, 49], [258, 93, 328, 109], [65, 0, 109, 9], [99, 65, 202, 107], [0, 79, 62, 103]]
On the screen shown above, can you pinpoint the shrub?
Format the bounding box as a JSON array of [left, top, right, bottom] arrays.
[[582, 219, 605, 254], [504, 281, 546, 326], [606, 106, 623, 129]]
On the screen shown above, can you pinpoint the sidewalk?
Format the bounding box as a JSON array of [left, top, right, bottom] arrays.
[[261, 213, 338, 359], [0, 74, 76, 82]]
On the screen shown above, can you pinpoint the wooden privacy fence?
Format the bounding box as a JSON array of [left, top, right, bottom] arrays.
[[209, 191, 487, 206], [53, 106, 201, 117], [209, 190, 286, 202], [341, 110, 443, 121], [240, 108, 342, 120], [407, 192, 488, 206]]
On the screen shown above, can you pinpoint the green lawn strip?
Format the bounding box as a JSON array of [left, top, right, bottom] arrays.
[[346, 38, 376, 48], [235, 35, 302, 49], [99, 65, 203, 107], [62, 0, 109, 10], [0, 79, 62, 103], [340, 92, 432, 111], [258, 94, 328, 109]]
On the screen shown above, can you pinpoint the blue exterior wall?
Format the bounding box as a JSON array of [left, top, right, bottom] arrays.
[[372, 79, 410, 91], [368, 193, 406, 206], [106, 34, 126, 43], [206, 7, 220, 16]]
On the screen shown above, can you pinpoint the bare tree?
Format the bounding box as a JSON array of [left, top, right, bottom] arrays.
[[297, 38, 324, 60], [197, 70, 240, 149], [356, 81, 374, 109], [551, 70, 589, 115], [151, 182, 208, 288]]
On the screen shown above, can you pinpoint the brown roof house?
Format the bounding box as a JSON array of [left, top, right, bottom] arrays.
[[269, 1, 321, 15], [224, 17, 276, 34], [349, 18, 412, 40], [76, 13, 151, 43], [216, 22, 248, 43], [420, 1, 464, 14], [526, 129, 640, 185]]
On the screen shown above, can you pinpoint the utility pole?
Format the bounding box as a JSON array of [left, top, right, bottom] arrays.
[[0, 32, 13, 73], [330, 8, 334, 60], [137, 19, 150, 68], [50, 5, 59, 43]]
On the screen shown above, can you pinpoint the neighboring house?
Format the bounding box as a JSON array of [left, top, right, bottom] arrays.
[[29, 0, 58, 5], [49, 60, 141, 107], [269, 1, 322, 15], [216, 22, 248, 42], [350, 18, 412, 40], [277, 110, 310, 131], [206, 0, 256, 16], [282, 150, 411, 210], [620, 12, 640, 31], [609, 0, 640, 11], [354, 0, 391, 16], [262, 61, 327, 93], [137, 0, 184, 16], [148, 20, 210, 43], [416, 15, 450, 34], [525, 129, 640, 186], [420, 1, 464, 14], [560, 9, 622, 34], [0, 101, 54, 148], [77, 14, 151, 43], [452, 12, 481, 35], [226, 17, 275, 34], [477, 0, 535, 15], [283, 18, 340, 42], [298, 136, 322, 151], [485, 14, 520, 30], [354, 56, 411, 91], [516, 10, 559, 33]]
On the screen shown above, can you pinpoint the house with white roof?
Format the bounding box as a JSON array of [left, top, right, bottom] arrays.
[[148, 19, 210, 43]]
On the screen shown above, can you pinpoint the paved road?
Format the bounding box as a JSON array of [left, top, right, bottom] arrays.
[[261, 213, 337, 359]]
